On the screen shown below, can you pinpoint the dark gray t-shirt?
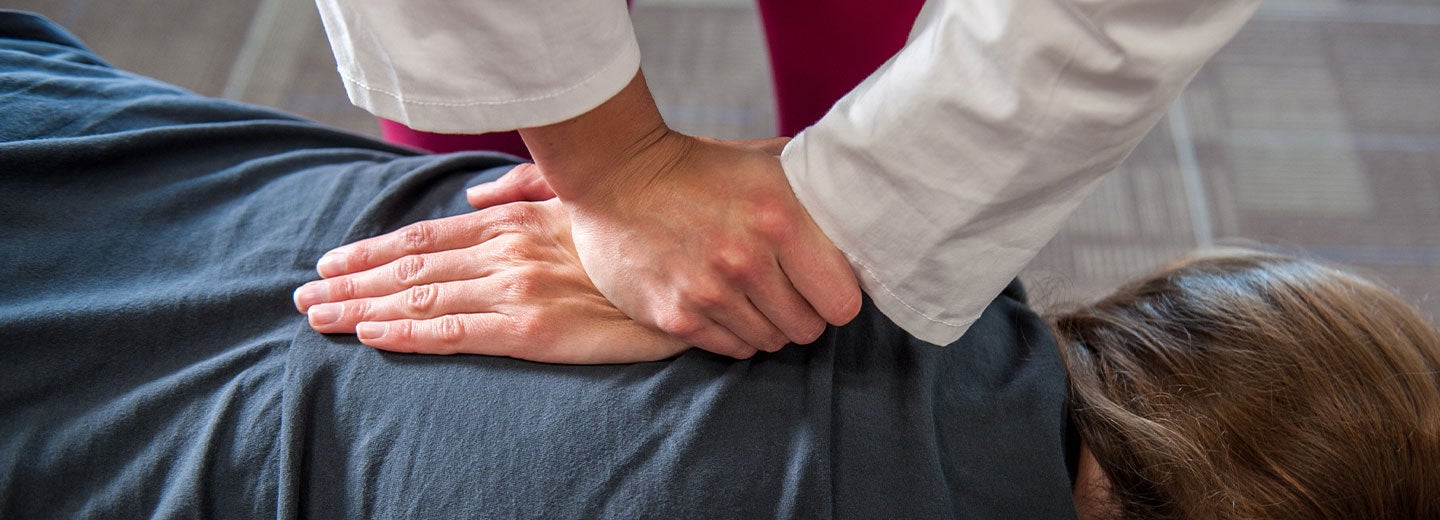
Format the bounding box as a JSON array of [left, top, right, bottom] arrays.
[[0, 11, 1077, 518]]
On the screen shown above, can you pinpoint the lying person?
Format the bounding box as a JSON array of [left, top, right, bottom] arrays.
[[2, 10, 1436, 519]]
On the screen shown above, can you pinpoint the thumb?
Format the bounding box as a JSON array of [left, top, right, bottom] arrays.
[[467, 163, 557, 209]]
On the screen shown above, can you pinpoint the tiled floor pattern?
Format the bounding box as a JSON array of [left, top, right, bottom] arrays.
[[12, 0, 1438, 319]]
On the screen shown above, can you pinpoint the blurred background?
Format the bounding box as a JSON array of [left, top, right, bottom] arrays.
[[9, 0, 1437, 318]]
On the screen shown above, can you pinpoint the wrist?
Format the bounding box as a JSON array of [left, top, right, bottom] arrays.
[[518, 70, 675, 204]]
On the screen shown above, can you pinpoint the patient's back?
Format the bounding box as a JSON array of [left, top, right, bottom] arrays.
[[0, 11, 1075, 519]]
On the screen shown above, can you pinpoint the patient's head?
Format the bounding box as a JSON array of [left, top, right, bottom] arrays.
[[1051, 250, 1440, 519]]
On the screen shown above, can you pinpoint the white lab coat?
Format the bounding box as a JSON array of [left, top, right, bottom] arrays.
[[315, 0, 1260, 345]]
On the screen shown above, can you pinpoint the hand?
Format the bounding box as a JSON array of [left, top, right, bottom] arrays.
[[293, 200, 686, 364], [520, 130, 863, 359], [503, 70, 860, 358]]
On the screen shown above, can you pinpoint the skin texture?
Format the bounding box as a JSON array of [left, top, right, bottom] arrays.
[[294, 200, 686, 364], [515, 71, 862, 359]]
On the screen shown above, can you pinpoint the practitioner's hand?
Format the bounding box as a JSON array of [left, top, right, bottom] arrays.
[[293, 200, 686, 364], [518, 129, 862, 359]]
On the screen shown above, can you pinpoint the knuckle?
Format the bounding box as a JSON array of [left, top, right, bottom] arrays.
[[751, 201, 796, 241], [685, 281, 733, 313], [510, 233, 545, 258], [710, 245, 763, 283], [658, 311, 705, 339], [509, 312, 547, 343], [389, 320, 414, 342], [490, 203, 537, 230], [395, 255, 426, 284], [349, 300, 376, 322], [503, 268, 549, 299], [400, 222, 437, 253], [405, 284, 439, 314], [434, 315, 467, 345], [494, 235, 530, 260], [708, 246, 738, 273], [329, 277, 356, 300]]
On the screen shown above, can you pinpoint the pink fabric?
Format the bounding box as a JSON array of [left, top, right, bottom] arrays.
[[378, 1, 924, 152], [379, 119, 531, 159], [756, 0, 926, 136]]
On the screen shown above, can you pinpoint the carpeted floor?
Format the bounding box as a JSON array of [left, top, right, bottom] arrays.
[[11, 0, 1438, 319]]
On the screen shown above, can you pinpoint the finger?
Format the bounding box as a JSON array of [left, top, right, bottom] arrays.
[[702, 242, 805, 349], [699, 252, 797, 351], [776, 228, 862, 326], [688, 322, 762, 360], [657, 310, 759, 360], [306, 279, 502, 334], [738, 258, 828, 345], [294, 244, 508, 313], [356, 315, 688, 364], [317, 203, 540, 278], [354, 313, 511, 356], [701, 292, 790, 353], [466, 163, 556, 210]]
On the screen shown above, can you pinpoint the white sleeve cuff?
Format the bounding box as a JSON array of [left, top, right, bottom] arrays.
[[316, 0, 642, 133], [335, 40, 640, 134]]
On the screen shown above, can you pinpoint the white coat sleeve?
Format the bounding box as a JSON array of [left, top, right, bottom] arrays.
[[781, 0, 1260, 345], [313, 0, 641, 133]]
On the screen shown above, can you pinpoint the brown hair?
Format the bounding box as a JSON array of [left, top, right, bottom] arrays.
[[1051, 250, 1440, 519]]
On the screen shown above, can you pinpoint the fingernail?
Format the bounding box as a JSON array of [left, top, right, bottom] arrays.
[[356, 322, 387, 340], [316, 251, 347, 277], [294, 282, 329, 309], [308, 303, 341, 326], [466, 185, 483, 197]]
